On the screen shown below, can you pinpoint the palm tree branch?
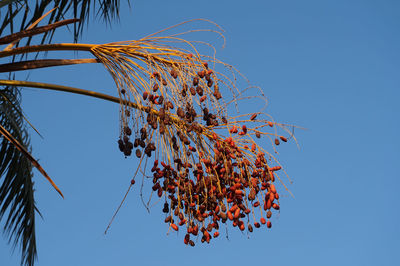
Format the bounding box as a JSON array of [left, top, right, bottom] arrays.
[[0, 18, 79, 45], [0, 87, 37, 266], [0, 58, 99, 72], [0, 124, 64, 198], [0, 91, 42, 138], [0, 79, 131, 105], [0, 43, 94, 58]]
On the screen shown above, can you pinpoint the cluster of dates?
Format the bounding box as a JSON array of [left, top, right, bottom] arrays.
[[116, 60, 288, 245], [148, 131, 283, 245]]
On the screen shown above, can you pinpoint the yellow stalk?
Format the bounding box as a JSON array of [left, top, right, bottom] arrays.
[[0, 79, 133, 106], [0, 43, 94, 58]]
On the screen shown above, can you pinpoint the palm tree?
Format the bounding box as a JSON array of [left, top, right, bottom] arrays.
[[0, 1, 295, 266]]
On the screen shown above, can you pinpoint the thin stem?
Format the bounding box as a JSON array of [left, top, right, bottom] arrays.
[[0, 124, 64, 198], [0, 59, 99, 73], [0, 43, 94, 58], [0, 79, 137, 107], [0, 19, 80, 45]]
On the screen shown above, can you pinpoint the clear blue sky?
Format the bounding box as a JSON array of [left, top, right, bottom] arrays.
[[1, 0, 399, 265]]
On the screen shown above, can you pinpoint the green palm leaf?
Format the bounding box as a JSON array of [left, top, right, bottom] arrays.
[[0, 87, 37, 266]]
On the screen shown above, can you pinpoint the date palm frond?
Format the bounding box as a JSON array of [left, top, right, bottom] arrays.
[[0, 87, 37, 266]]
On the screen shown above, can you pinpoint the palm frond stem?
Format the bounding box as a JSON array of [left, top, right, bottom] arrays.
[[0, 79, 134, 105], [0, 58, 99, 72], [0, 19, 80, 45], [0, 43, 94, 58]]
